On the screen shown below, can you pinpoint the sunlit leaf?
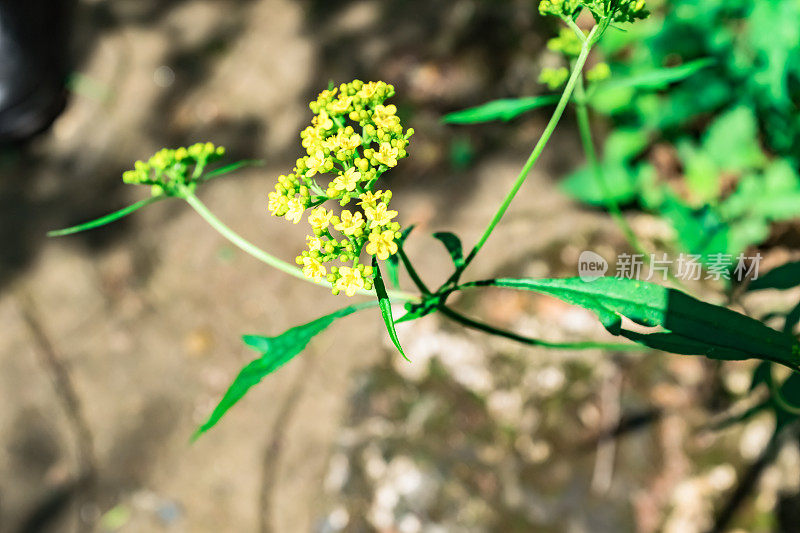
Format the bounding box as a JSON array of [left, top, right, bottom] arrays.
[[748, 261, 800, 291], [468, 277, 800, 370], [192, 302, 375, 439], [47, 196, 164, 237], [702, 106, 766, 172], [373, 257, 409, 361], [432, 231, 464, 269], [592, 58, 715, 93], [442, 95, 559, 124]]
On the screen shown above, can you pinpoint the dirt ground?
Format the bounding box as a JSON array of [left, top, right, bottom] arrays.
[[2, 1, 798, 532]]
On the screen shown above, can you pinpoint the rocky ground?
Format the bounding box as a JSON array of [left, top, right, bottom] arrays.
[[1, 1, 799, 532]]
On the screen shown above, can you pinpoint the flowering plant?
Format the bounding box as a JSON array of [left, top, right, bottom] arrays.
[[50, 0, 800, 440]]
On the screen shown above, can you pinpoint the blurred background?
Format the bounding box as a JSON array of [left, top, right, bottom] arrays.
[[2, 0, 800, 531]]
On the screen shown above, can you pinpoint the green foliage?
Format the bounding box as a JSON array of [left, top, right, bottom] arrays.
[[469, 277, 800, 370], [48, 146, 259, 238], [442, 96, 559, 124], [562, 128, 652, 205], [432, 232, 465, 269], [192, 302, 375, 439], [56, 0, 800, 459], [372, 257, 409, 361], [749, 261, 800, 291], [563, 0, 800, 264], [123, 142, 226, 196], [538, 0, 648, 23], [589, 58, 714, 95], [47, 197, 164, 237]]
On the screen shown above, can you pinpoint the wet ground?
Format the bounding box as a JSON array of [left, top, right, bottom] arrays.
[[1, 1, 799, 532]]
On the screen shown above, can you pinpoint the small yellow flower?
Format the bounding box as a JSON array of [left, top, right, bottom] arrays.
[[268, 191, 285, 214], [334, 210, 365, 236], [308, 206, 334, 230], [313, 110, 333, 130], [375, 143, 399, 167], [301, 126, 324, 149], [331, 167, 360, 193], [329, 96, 352, 115], [358, 190, 384, 208], [365, 202, 397, 229], [305, 150, 328, 177], [317, 88, 337, 102], [358, 81, 380, 100], [302, 256, 327, 282], [339, 132, 362, 151], [335, 266, 364, 296], [306, 235, 323, 252], [366, 230, 398, 260], [284, 197, 305, 224], [372, 104, 398, 130]]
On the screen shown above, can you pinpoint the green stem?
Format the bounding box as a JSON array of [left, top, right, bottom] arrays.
[[455, 24, 600, 282], [183, 191, 417, 301], [564, 16, 586, 41], [439, 305, 646, 351]]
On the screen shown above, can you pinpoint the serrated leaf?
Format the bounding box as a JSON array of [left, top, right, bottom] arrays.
[[373, 257, 409, 361], [48, 196, 164, 237], [442, 95, 559, 125], [386, 225, 415, 289], [192, 302, 375, 440], [471, 277, 800, 369], [432, 231, 464, 269]]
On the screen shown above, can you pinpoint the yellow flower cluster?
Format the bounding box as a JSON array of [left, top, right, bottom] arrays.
[[538, 67, 569, 90], [122, 142, 225, 196], [547, 27, 583, 57], [268, 80, 414, 296], [586, 62, 611, 82]]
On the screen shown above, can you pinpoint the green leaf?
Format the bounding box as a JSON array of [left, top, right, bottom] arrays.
[[658, 193, 732, 261], [468, 277, 800, 369], [47, 196, 164, 237], [722, 160, 800, 222], [432, 232, 464, 269], [192, 302, 375, 440], [442, 95, 559, 125], [387, 225, 415, 289], [561, 163, 641, 206], [702, 106, 766, 172], [749, 262, 800, 291], [373, 257, 409, 361], [747, 1, 800, 107], [592, 58, 715, 93], [677, 141, 721, 204], [785, 301, 800, 335]]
